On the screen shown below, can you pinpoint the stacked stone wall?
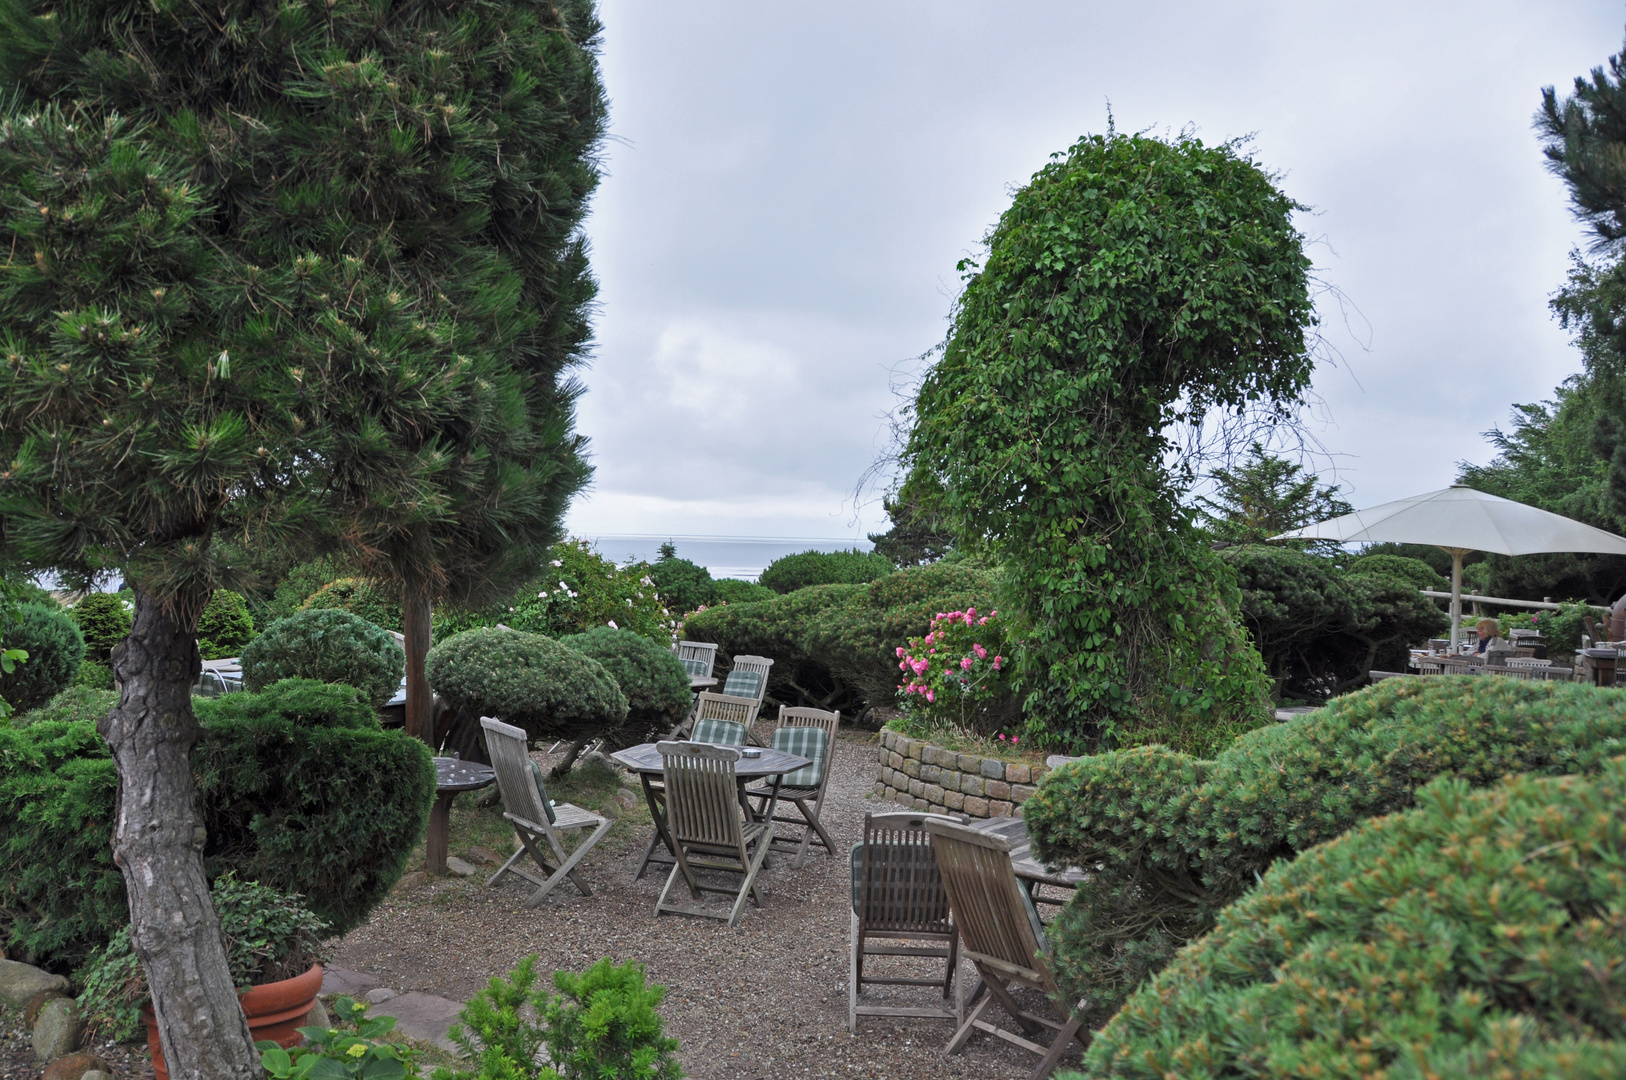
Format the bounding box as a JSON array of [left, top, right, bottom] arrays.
[[872, 729, 1047, 818]]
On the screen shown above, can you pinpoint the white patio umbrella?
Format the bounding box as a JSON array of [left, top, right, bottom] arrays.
[[1271, 485, 1626, 648]]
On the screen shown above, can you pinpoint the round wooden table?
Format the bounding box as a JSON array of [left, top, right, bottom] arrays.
[[428, 756, 496, 876]]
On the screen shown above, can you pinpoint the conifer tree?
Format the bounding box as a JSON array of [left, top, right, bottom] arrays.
[[0, 0, 604, 1073]]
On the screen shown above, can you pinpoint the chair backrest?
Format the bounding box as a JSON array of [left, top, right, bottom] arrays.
[[692, 717, 749, 746], [727, 655, 774, 700], [481, 717, 550, 828], [769, 706, 839, 788], [923, 817, 1049, 986], [1507, 657, 1553, 668], [657, 740, 745, 849], [854, 812, 952, 934], [680, 657, 712, 680], [693, 691, 758, 729], [676, 641, 719, 680]]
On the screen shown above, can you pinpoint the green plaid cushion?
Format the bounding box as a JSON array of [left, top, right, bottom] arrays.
[[770, 724, 829, 789], [681, 658, 710, 679], [527, 759, 557, 824], [722, 669, 764, 699], [691, 718, 748, 746]]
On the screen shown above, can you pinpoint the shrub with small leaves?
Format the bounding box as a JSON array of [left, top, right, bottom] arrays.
[[0, 602, 84, 713], [436, 955, 682, 1080], [1025, 675, 1626, 1027], [302, 577, 403, 634], [426, 627, 628, 745], [74, 659, 115, 690], [1074, 763, 1626, 1079], [559, 627, 691, 743], [758, 548, 894, 594], [241, 608, 405, 708], [711, 578, 775, 605], [68, 592, 131, 664], [197, 589, 256, 660], [895, 606, 1012, 734], [438, 540, 673, 642]]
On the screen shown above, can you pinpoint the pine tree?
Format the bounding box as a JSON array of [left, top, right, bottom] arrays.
[[0, 0, 604, 1072], [1194, 444, 1352, 547]]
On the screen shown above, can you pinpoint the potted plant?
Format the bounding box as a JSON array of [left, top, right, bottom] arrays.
[[78, 874, 329, 1080]]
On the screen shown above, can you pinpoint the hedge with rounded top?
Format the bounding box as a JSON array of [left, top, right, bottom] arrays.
[[427, 627, 628, 744], [758, 549, 895, 594], [1025, 675, 1626, 1026], [1, 602, 85, 713], [560, 627, 691, 743], [67, 592, 130, 664], [1075, 763, 1626, 1078], [240, 607, 404, 708]]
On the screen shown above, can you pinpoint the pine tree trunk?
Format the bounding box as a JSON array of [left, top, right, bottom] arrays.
[[402, 582, 433, 745], [99, 590, 260, 1080]]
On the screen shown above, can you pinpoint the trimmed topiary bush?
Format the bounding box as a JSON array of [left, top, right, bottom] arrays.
[[197, 589, 256, 660], [712, 578, 776, 605], [73, 660, 115, 691], [68, 592, 131, 664], [0, 602, 85, 714], [301, 577, 403, 634], [1075, 764, 1626, 1079], [0, 679, 433, 970], [241, 608, 405, 708], [426, 627, 628, 744], [16, 685, 117, 727], [647, 546, 716, 615], [758, 548, 895, 594], [559, 627, 691, 743], [1025, 675, 1626, 1027]]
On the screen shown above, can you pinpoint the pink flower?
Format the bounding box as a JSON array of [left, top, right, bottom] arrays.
[[973, 644, 987, 659], [896, 646, 905, 657], [993, 656, 1003, 669], [961, 657, 974, 671], [1011, 736, 1020, 745], [925, 690, 934, 703]]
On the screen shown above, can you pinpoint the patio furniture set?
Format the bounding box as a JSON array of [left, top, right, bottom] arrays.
[[430, 639, 1091, 1079]]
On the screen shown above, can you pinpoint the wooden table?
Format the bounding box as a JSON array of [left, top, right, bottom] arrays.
[[967, 815, 1087, 906], [610, 742, 811, 879], [428, 757, 496, 876]]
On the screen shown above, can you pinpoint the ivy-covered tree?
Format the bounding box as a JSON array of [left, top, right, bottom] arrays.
[[0, 0, 604, 1073], [904, 130, 1317, 750]]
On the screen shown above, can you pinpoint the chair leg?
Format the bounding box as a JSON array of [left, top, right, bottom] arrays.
[[791, 794, 835, 868], [848, 910, 861, 1032], [727, 825, 774, 927], [1027, 1015, 1085, 1080], [523, 819, 613, 907], [945, 991, 998, 1055], [486, 842, 530, 887]]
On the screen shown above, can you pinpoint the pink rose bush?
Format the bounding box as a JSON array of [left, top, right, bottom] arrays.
[[896, 607, 1011, 730]]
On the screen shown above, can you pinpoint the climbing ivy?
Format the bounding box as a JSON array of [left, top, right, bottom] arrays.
[[904, 130, 1317, 749]]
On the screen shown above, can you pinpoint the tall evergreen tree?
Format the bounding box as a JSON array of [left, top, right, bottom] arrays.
[[0, 0, 604, 1073], [1194, 444, 1351, 548]]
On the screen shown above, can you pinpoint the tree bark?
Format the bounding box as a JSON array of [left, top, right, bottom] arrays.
[[402, 581, 433, 746], [99, 590, 259, 1080]]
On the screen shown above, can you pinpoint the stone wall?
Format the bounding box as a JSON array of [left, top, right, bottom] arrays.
[[872, 729, 1048, 818]]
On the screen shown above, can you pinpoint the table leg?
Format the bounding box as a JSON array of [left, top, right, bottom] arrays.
[[634, 772, 677, 880], [426, 790, 454, 875]]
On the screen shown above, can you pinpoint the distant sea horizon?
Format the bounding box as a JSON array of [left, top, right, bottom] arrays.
[[579, 534, 875, 582]]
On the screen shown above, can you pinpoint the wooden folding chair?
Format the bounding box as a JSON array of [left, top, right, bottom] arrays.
[[654, 741, 774, 927], [480, 717, 614, 906], [746, 706, 838, 867], [721, 655, 774, 743], [670, 690, 759, 739], [923, 817, 1088, 1080], [636, 701, 757, 880], [849, 812, 961, 1031], [675, 640, 719, 680]]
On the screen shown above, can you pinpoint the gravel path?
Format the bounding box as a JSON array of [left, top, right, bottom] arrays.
[[330, 731, 1083, 1079]]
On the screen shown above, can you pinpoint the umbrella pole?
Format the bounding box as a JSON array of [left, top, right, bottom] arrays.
[[1449, 549, 1464, 650]]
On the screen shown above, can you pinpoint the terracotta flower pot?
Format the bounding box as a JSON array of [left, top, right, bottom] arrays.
[[142, 963, 323, 1080]]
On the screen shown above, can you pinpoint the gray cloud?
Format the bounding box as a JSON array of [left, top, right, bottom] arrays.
[[567, 0, 1620, 541]]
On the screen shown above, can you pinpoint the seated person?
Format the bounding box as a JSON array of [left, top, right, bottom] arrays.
[[1475, 617, 1504, 655]]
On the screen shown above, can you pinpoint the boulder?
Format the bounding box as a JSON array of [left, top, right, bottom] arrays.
[[0, 958, 69, 1009], [32, 996, 86, 1062], [24, 988, 69, 1027], [466, 845, 502, 867], [41, 1051, 113, 1080], [304, 996, 330, 1032]]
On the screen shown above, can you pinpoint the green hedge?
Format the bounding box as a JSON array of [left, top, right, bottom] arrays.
[[758, 548, 895, 594], [1073, 763, 1626, 1079], [559, 627, 690, 743], [197, 589, 256, 660], [426, 627, 628, 744], [1025, 676, 1626, 1027], [679, 562, 1001, 717], [0, 681, 434, 970], [241, 607, 405, 708], [302, 577, 403, 634], [68, 592, 131, 664], [0, 602, 85, 713]]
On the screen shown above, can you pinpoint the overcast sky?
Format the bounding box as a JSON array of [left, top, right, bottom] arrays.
[[563, 1, 1622, 546]]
